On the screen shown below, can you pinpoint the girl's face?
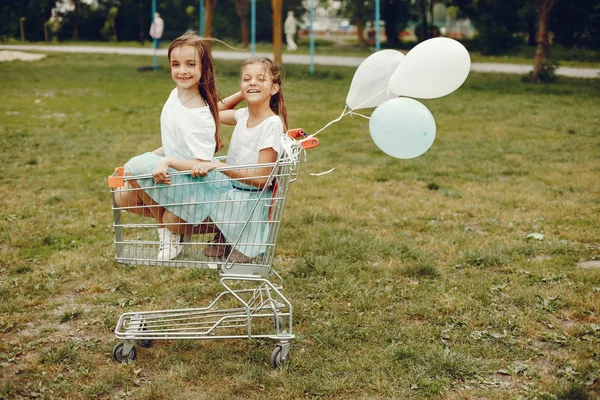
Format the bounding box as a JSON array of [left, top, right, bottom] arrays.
[[240, 63, 279, 105], [169, 45, 201, 91]]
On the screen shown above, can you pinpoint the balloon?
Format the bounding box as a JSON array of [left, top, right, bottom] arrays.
[[369, 98, 436, 159], [388, 37, 470, 99], [346, 49, 405, 110]]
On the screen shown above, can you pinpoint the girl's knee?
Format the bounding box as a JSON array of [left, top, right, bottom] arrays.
[[163, 210, 179, 225], [114, 185, 138, 208], [114, 189, 128, 207]]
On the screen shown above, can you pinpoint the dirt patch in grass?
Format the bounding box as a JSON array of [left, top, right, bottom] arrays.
[[578, 260, 600, 269], [0, 50, 46, 62]]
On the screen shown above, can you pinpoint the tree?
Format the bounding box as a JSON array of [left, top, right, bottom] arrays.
[[204, 0, 218, 49], [186, 5, 196, 32], [20, 17, 26, 41], [551, 0, 598, 48], [271, 0, 283, 65], [0, 0, 57, 41], [72, 0, 80, 39], [340, 0, 373, 48], [530, 0, 556, 83], [382, 0, 411, 47], [109, 6, 118, 41], [450, 0, 526, 54], [416, 0, 429, 40], [235, 0, 250, 47]]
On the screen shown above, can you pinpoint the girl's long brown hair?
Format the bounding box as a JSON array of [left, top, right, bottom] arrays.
[[168, 32, 223, 152], [241, 57, 288, 131]]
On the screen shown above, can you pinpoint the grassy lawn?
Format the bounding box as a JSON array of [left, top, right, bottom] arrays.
[[1, 52, 599, 399]]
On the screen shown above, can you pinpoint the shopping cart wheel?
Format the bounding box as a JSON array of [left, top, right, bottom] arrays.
[[113, 342, 137, 363], [270, 345, 289, 369]]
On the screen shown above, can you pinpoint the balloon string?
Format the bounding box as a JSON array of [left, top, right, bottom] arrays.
[[308, 87, 390, 138], [307, 106, 348, 138], [309, 167, 336, 176], [348, 112, 370, 120], [348, 86, 390, 111]]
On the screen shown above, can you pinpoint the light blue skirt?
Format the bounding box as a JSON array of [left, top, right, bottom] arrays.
[[125, 152, 273, 257], [124, 152, 218, 225], [210, 181, 273, 258]]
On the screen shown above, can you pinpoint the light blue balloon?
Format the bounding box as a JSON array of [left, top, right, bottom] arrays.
[[368, 97, 436, 159]]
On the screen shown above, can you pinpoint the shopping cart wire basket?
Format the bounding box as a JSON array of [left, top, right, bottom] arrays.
[[108, 129, 317, 368]]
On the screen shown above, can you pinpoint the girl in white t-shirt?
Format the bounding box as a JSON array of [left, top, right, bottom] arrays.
[[191, 56, 288, 263], [115, 32, 223, 260]]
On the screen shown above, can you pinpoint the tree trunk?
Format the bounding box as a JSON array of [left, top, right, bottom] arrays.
[[429, 0, 435, 35], [20, 19, 25, 41], [240, 17, 249, 47], [355, 17, 366, 48], [419, 0, 428, 40], [204, 0, 215, 50], [138, 0, 144, 45], [73, 0, 80, 40], [234, 0, 250, 47], [530, 0, 555, 83], [270, 0, 283, 65], [111, 17, 118, 41]]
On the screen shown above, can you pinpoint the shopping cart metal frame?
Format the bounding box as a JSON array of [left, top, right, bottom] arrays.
[[108, 129, 317, 368]]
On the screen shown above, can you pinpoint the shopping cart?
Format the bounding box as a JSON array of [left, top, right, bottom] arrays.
[[107, 129, 317, 368]]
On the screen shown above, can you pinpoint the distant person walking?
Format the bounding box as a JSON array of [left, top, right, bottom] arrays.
[[149, 12, 164, 49], [284, 11, 298, 52]]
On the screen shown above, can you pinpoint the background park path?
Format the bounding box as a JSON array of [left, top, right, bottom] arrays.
[[1, 44, 599, 78]]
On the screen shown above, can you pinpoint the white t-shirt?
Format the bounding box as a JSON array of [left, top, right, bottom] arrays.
[[160, 88, 216, 161], [227, 107, 284, 166]]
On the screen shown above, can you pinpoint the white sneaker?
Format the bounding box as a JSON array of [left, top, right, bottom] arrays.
[[157, 227, 168, 243], [157, 228, 183, 260]]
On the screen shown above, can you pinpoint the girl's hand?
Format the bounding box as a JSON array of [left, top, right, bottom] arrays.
[[191, 161, 221, 177], [153, 158, 171, 184]]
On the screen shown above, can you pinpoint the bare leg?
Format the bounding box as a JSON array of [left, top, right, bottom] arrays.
[[114, 182, 153, 218], [128, 178, 165, 224], [162, 211, 218, 236]]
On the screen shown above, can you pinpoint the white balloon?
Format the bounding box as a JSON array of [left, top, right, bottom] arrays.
[[369, 97, 436, 159], [346, 49, 405, 110], [388, 37, 470, 99]]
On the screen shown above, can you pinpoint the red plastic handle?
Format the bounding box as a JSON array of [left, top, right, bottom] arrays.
[[300, 137, 319, 150], [287, 128, 306, 139], [108, 166, 125, 188]]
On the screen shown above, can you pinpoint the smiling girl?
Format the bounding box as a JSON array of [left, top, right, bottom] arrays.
[[115, 32, 222, 260], [186, 56, 289, 262]]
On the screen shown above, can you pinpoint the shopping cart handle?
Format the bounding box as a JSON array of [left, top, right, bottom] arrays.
[[108, 166, 125, 188], [287, 128, 306, 139], [300, 137, 319, 150], [288, 128, 318, 149]]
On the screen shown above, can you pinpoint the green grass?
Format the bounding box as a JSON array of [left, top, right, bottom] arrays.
[[1, 52, 599, 399]]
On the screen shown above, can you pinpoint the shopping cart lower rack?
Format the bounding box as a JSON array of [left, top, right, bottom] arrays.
[[107, 129, 317, 368]]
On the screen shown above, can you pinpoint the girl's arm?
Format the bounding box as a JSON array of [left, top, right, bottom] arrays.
[[218, 91, 244, 125], [192, 147, 278, 188], [152, 157, 209, 185], [152, 146, 165, 156]]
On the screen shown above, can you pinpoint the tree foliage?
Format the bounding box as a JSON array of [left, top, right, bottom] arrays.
[[552, 0, 600, 48], [1, 0, 57, 40], [450, 0, 525, 54], [382, 0, 411, 47], [1, 0, 598, 54], [449, 0, 599, 53]]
